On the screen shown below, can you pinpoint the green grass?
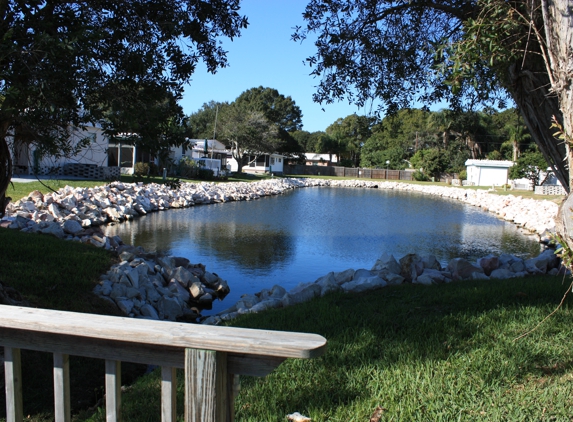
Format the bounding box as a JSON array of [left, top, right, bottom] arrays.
[[0, 229, 145, 420], [81, 276, 573, 422], [0, 228, 116, 312]]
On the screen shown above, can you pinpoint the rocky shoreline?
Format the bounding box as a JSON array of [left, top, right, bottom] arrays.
[[0, 178, 562, 323]]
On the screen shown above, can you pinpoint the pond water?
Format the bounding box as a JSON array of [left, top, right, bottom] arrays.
[[105, 187, 542, 315]]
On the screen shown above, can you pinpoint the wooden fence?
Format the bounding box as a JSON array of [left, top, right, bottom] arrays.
[[1, 305, 327, 422], [284, 164, 413, 181]]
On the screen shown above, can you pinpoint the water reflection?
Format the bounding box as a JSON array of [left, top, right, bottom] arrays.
[[108, 205, 294, 272], [105, 187, 542, 314]]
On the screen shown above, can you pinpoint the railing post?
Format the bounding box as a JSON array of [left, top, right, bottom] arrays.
[[105, 360, 121, 422], [161, 366, 177, 422], [53, 353, 71, 422], [4, 347, 23, 422], [185, 349, 229, 422]]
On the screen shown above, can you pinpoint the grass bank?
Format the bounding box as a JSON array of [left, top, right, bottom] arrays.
[[82, 275, 573, 422], [0, 229, 145, 421]]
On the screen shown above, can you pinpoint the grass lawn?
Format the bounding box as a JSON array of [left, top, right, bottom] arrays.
[[80, 276, 573, 422], [0, 229, 147, 421]]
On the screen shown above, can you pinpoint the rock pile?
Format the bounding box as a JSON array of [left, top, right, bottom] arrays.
[[93, 248, 230, 322], [202, 248, 564, 325]]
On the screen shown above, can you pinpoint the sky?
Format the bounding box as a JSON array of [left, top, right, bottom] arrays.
[[180, 0, 373, 134]]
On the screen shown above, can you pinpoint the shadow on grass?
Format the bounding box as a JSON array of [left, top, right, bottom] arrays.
[[229, 276, 573, 419]]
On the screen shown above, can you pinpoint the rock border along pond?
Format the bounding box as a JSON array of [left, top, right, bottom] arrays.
[[0, 178, 562, 323]]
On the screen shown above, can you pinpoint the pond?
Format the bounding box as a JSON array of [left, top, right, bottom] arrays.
[[105, 187, 542, 315]]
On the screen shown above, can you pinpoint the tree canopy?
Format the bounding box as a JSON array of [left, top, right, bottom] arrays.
[[218, 104, 279, 173], [234, 86, 305, 159], [0, 0, 248, 214], [189, 87, 303, 172], [325, 114, 373, 166], [294, 0, 572, 191]]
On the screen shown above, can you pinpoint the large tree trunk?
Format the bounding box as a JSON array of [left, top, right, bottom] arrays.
[[509, 65, 567, 190], [542, 0, 573, 186], [542, 0, 573, 265], [230, 141, 243, 173], [512, 140, 518, 162]]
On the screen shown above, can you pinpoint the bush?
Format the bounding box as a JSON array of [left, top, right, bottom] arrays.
[[413, 169, 429, 181], [459, 170, 467, 180], [197, 168, 214, 180], [134, 162, 150, 177], [164, 178, 181, 190]]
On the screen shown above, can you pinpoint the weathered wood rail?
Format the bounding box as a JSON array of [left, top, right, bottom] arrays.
[[0, 305, 327, 422]]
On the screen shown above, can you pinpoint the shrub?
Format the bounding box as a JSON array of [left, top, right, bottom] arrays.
[[134, 162, 150, 176], [197, 168, 214, 180], [164, 178, 181, 190], [413, 169, 429, 181]]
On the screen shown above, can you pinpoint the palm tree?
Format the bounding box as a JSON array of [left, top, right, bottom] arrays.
[[505, 124, 530, 161]]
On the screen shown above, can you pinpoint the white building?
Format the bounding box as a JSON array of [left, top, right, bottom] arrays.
[[11, 124, 120, 179], [228, 153, 285, 174], [465, 159, 514, 186], [304, 153, 338, 166]]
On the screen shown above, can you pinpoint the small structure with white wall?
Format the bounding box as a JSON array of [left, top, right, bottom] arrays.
[[465, 159, 514, 187], [304, 153, 338, 166], [228, 153, 285, 174]]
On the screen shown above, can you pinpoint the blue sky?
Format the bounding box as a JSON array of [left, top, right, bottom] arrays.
[[180, 0, 373, 133]]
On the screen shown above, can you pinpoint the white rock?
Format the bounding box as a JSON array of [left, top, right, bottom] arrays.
[[341, 275, 386, 293]]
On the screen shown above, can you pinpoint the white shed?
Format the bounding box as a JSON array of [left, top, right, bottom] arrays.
[[465, 159, 514, 186]]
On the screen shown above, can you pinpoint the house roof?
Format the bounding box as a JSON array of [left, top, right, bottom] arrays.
[[465, 159, 514, 168]]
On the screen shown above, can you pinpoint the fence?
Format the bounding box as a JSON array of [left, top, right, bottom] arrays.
[[534, 185, 567, 195], [284, 164, 413, 181], [28, 164, 121, 180], [1, 305, 327, 422]]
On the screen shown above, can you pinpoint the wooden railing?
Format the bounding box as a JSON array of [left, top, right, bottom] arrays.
[[0, 305, 327, 422]]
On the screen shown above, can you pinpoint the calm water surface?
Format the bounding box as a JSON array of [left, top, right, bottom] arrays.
[[105, 187, 541, 315]]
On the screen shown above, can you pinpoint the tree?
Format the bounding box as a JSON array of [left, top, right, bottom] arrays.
[[99, 81, 193, 166], [234, 86, 305, 159], [360, 108, 433, 168], [187, 101, 229, 140], [291, 130, 326, 161], [325, 114, 373, 167], [293, 0, 572, 191], [0, 0, 248, 215], [218, 104, 279, 173], [410, 148, 447, 179], [509, 147, 549, 186], [314, 133, 339, 163]]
